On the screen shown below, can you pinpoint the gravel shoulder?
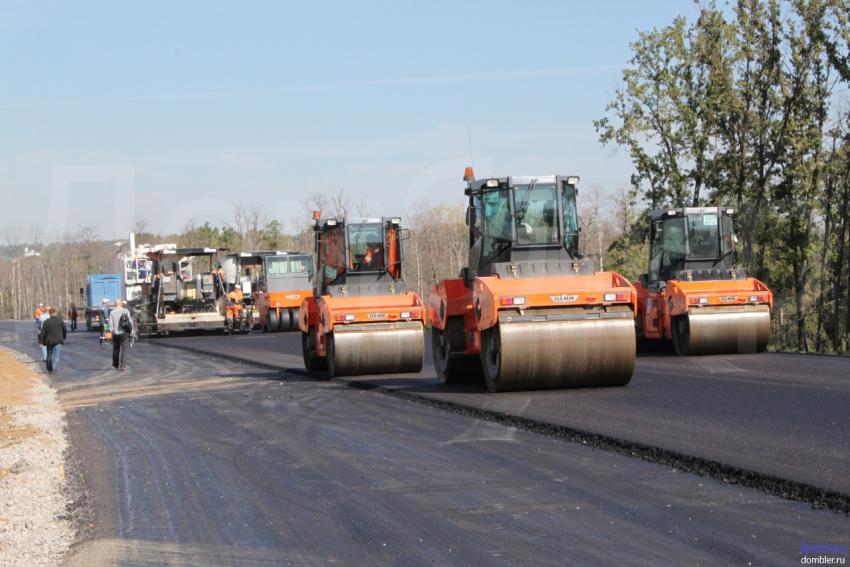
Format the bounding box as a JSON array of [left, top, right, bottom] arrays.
[[0, 346, 83, 567]]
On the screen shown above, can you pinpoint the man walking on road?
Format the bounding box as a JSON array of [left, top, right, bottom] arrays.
[[68, 303, 78, 331], [108, 299, 134, 370], [36, 306, 51, 362], [40, 308, 67, 373]]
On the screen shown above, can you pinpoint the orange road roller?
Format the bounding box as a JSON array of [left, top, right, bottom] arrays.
[[428, 169, 637, 392], [299, 213, 425, 377], [634, 207, 772, 355]]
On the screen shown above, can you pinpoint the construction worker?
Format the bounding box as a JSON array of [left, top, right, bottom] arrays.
[[99, 298, 111, 341], [68, 303, 78, 332], [40, 308, 67, 373], [108, 299, 134, 370], [226, 285, 244, 326], [36, 306, 51, 362], [362, 238, 383, 270], [35, 303, 44, 318]]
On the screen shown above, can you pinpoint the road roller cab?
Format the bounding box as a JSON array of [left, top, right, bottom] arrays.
[[226, 251, 313, 333], [428, 169, 638, 392], [299, 213, 425, 377], [633, 207, 773, 355]]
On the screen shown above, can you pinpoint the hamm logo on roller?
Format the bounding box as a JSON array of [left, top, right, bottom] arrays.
[[367, 313, 388, 319], [719, 296, 737, 302], [286, 294, 300, 300], [550, 294, 579, 303]]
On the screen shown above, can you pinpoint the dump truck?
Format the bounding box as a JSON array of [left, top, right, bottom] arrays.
[[427, 169, 637, 392], [633, 207, 772, 355], [133, 247, 232, 336], [83, 274, 123, 331], [233, 251, 315, 333], [299, 213, 425, 377]]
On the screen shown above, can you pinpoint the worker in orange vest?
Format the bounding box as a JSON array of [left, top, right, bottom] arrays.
[[225, 286, 244, 325], [35, 303, 44, 318], [362, 238, 383, 270]]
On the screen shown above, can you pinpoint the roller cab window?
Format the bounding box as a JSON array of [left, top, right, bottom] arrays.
[[514, 182, 559, 246], [688, 212, 720, 259], [266, 256, 313, 277], [322, 228, 347, 287], [481, 189, 514, 266], [350, 223, 385, 272], [660, 216, 689, 277], [561, 182, 579, 258], [720, 214, 735, 268]]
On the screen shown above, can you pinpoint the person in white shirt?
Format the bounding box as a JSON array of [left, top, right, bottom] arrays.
[[107, 299, 134, 370]]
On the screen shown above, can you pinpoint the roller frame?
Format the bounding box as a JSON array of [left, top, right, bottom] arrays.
[[634, 276, 773, 355]]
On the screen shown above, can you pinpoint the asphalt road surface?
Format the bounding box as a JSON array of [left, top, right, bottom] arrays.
[[0, 321, 848, 566], [164, 329, 850, 498]]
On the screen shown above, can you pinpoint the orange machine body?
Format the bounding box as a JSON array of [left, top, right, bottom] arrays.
[[300, 215, 425, 377], [429, 271, 637, 355], [635, 276, 773, 340], [299, 292, 424, 358]]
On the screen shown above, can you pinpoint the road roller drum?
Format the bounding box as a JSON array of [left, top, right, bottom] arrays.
[[328, 325, 424, 377], [672, 307, 770, 356], [480, 319, 636, 392]]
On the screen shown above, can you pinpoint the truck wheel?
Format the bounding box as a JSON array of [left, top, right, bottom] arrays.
[[86, 315, 92, 332], [268, 310, 279, 333], [279, 309, 293, 333]]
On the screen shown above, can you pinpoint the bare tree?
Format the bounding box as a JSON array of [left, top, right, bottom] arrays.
[[0, 224, 24, 258]]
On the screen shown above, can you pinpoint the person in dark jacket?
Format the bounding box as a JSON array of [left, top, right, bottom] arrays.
[[40, 308, 67, 373], [68, 303, 78, 331]]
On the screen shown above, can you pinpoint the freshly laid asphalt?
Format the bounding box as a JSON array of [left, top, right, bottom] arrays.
[[0, 321, 848, 566], [163, 330, 850, 497]]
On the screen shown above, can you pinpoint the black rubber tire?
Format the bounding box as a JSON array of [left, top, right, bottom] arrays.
[[268, 310, 279, 333], [86, 315, 92, 332], [432, 319, 479, 384], [671, 314, 690, 356], [326, 333, 337, 378], [480, 326, 502, 392], [279, 309, 293, 333], [301, 329, 327, 372]]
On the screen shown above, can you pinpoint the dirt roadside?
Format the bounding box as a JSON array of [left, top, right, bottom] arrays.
[[0, 346, 79, 566]]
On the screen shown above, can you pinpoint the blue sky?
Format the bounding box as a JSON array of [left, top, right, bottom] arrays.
[[0, 1, 696, 241]]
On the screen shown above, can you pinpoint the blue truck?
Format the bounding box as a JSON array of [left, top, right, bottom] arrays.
[[83, 274, 123, 331]]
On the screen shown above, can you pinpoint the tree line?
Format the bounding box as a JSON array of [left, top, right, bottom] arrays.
[[2, 0, 848, 352], [595, 0, 850, 352]]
